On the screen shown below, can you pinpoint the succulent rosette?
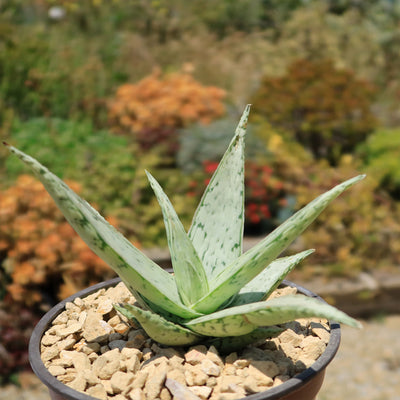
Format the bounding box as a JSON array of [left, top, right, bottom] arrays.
[[4, 105, 363, 352]]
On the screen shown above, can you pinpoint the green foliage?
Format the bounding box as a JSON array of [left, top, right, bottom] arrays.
[[3, 117, 133, 188], [0, 24, 116, 123], [2, 0, 400, 128], [268, 5, 384, 79], [189, 0, 264, 36], [357, 128, 400, 199], [252, 59, 377, 164], [288, 160, 400, 277]]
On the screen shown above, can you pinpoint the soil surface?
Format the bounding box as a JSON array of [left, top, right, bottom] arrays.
[[1, 315, 399, 400]]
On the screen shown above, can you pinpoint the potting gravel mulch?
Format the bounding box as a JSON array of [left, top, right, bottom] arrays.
[[1, 314, 399, 400], [36, 282, 330, 400]]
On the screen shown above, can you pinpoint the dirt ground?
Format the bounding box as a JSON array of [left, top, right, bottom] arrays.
[[319, 314, 400, 400]]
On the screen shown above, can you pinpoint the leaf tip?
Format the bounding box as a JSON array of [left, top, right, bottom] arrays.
[[352, 174, 367, 183], [354, 319, 363, 329], [145, 169, 156, 183]]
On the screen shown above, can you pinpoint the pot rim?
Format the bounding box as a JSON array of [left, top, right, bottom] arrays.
[[29, 278, 341, 400]]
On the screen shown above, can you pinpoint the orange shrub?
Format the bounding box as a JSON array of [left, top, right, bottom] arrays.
[[0, 175, 118, 309], [108, 70, 226, 151]]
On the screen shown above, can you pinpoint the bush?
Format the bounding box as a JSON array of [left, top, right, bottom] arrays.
[[4, 118, 122, 176], [108, 70, 226, 153], [251, 59, 377, 164], [357, 128, 400, 199], [2, 117, 139, 211], [242, 118, 400, 276], [0, 175, 118, 310], [288, 161, 400, 277], [0, 23, 112, 123], [0, 298, 40, 384]]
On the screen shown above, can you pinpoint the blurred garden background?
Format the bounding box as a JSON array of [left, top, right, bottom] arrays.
[[2, 0, 400, 386]]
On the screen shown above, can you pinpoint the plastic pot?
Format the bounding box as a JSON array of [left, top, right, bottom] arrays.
[[29, 278, 341, 400]]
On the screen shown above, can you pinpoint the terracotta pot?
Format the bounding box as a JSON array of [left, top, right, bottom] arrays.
[[29, 278, 341, 400]]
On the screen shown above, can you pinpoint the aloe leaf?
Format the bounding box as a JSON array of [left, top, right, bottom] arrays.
[[245, 295, 362, 328], [5, 144, 200, 319], [205, 327, 283, 354], [192, 174, 366, 313], [188, 105, 249, 280], [146, 171, 208, 306], [229, 249, 315, 307], [114, 304, 203, 346], [185, 309, 258, 337], [186, 294, 361, 336]]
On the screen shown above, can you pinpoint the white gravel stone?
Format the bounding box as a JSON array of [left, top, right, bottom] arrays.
[[82, 310, 113, 342], [41, 334, 60, 346], [47, 365, 66, 376], [184, 364, 208, 386], [67, 372, 87, 392], [86, 384, 108, 400], [189, 385, 213, 399], [301, 336, 326, 360], [110, 371, 135, 393], [200, 358, 221, 377], [144, 364, 167, 400], [128, 388, 145, 400]]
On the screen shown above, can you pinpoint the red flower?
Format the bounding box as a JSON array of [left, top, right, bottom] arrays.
[[203, 161, 219, 174], [260, 204, 271, 218], [249, 214, 261, 224]]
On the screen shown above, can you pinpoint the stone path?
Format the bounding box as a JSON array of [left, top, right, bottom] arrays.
[[1, 315, 399, 400]]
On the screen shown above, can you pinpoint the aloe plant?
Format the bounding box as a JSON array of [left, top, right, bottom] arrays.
[[4, 105, 363, 352]]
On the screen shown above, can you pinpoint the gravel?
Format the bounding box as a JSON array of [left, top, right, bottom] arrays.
[[1, 315, 399, 400]]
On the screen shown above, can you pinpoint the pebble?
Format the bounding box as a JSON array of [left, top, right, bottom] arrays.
[[87, 384, 108, 400], [41, 334, 60, 346], [109, 339, 128, 351], [144, 365, 167, 399], [128, 388, 145, 400], [110, 371, 135, 393], [39, 282, 331, 400], [83, 310, 113, 343], [48, 365, 66, 376]]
